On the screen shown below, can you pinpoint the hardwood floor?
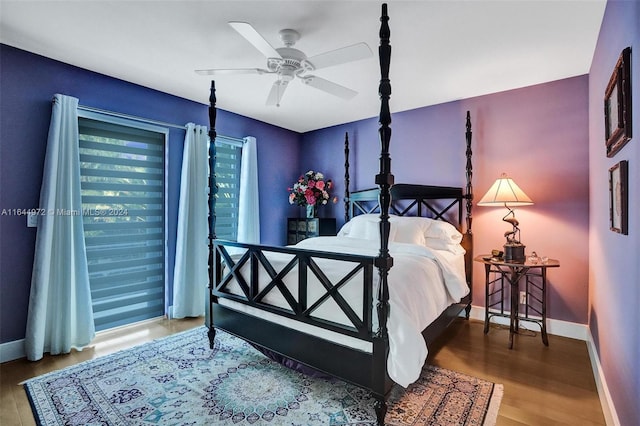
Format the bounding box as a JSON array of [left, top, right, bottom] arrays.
[[428, 319, 606, 425], [1, 317, 605, 425]]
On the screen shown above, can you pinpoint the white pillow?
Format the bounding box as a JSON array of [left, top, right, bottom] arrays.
[[339, 214, 463, 249], [337, 214, 378, 236], [339, 214, 397, 242], [388, 216, 429, 246], [424, 219, 463, 244]]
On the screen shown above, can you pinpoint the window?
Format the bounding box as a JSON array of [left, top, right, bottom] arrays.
[[213, 136, 243, 241], [78, 113, 167, 331]]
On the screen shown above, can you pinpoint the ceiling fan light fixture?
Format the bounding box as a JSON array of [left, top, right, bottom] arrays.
[[279, 67, 295, 82]]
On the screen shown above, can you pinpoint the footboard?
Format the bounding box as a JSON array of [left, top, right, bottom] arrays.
[[211, 240, 378, 339], [208, 240, 392, 395]]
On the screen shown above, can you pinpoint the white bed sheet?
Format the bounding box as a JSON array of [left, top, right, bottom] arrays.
[[216, 236, 469, 387]]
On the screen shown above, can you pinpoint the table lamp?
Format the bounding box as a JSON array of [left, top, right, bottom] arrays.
[[478, 173, 533, 262]]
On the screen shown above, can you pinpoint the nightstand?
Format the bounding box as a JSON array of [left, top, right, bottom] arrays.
[[287, 218, 336, 244], [474, 255, 560, 349]]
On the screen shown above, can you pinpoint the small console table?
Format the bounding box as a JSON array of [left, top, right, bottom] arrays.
[[474, 255, 560, 349], [287, 217, 336, 244]]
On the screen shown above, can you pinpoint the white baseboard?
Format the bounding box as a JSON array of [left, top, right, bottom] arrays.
[[586, 331, 620, 426], [0, 338, 25, 363], [466, 305, 588, 341]]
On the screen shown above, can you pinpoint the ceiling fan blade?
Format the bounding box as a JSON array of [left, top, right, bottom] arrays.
[[195, 68, 272, 76], [229, 21, 282, 59], [266, 80, 289, 107], [307, 42, 373, 70], [301, 76, 357, 100]]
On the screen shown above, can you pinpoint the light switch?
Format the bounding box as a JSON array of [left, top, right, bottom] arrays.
[[27, 212, 38, 228]]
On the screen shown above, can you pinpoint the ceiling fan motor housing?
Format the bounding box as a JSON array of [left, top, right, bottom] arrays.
[[268, 46, 314, 77]]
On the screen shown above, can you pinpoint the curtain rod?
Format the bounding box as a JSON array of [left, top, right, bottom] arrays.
[[77, 104, 197, 131], [75, 104, 243, 145]]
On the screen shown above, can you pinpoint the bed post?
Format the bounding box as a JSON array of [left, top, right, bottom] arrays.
[[207, 80, 218, 348], [344, 132, 350, 223], [464, 110, 473, 318], [373, 4, 393, 425], [465, 111, 473, 233]]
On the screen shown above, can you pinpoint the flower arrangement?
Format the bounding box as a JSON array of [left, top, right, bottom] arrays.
[[288, 170, 333, 208]]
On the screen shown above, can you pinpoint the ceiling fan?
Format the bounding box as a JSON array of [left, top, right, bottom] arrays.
[[196, 22, 373, 107]]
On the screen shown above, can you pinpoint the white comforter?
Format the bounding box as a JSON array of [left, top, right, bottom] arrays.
[[296, 236, 468, 387], [219, 236, 469, 387]]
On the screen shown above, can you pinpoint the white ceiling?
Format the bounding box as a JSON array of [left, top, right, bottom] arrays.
[[0, 0, 606, 133]]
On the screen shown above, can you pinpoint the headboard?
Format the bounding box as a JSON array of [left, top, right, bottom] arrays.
[[343, 111, 473, 235]]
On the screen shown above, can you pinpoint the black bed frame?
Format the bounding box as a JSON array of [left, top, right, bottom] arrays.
[[206, 4, 473, 424]]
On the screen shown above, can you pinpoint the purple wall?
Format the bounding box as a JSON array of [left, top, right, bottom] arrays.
[[588, 1, 639, 425], [0, 45, 299, 344], [302, 76, 590, 326]]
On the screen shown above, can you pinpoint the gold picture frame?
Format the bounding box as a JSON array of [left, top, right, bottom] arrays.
[[604, 47, 632, 158], [609, 160, 628, 235]]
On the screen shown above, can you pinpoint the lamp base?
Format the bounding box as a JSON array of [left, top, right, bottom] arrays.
[[504, 243, 526, 263]]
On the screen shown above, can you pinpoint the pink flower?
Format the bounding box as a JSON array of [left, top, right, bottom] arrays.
[[288, 170, 332, 208], [305, 194, 316, 205]]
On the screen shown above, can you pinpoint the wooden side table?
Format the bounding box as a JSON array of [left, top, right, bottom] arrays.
[[474, 255, 560, 349]]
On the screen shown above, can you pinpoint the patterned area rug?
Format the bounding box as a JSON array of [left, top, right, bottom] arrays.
[[24, 326, 502, 425]]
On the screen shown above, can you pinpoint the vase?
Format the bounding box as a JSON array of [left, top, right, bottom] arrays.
[[305, 204, 316, 218]]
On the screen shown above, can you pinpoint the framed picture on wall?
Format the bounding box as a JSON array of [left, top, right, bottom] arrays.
[[604, 47, 632, 158], [609, 160, 628, 235]]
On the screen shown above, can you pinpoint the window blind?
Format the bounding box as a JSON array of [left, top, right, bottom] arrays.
[[214, 136, 242, 241], [79, 117, 166, 331]]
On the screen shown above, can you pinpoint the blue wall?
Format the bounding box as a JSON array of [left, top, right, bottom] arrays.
[[0, 44, 300, 344]]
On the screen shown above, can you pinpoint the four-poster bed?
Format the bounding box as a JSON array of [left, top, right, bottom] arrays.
[[206, 4, 474, 424]]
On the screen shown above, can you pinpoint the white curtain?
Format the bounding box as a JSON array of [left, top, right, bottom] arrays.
[[237, 136, 260, 243], [25, 94, 94, 361], [172, 124, 209, 318]]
